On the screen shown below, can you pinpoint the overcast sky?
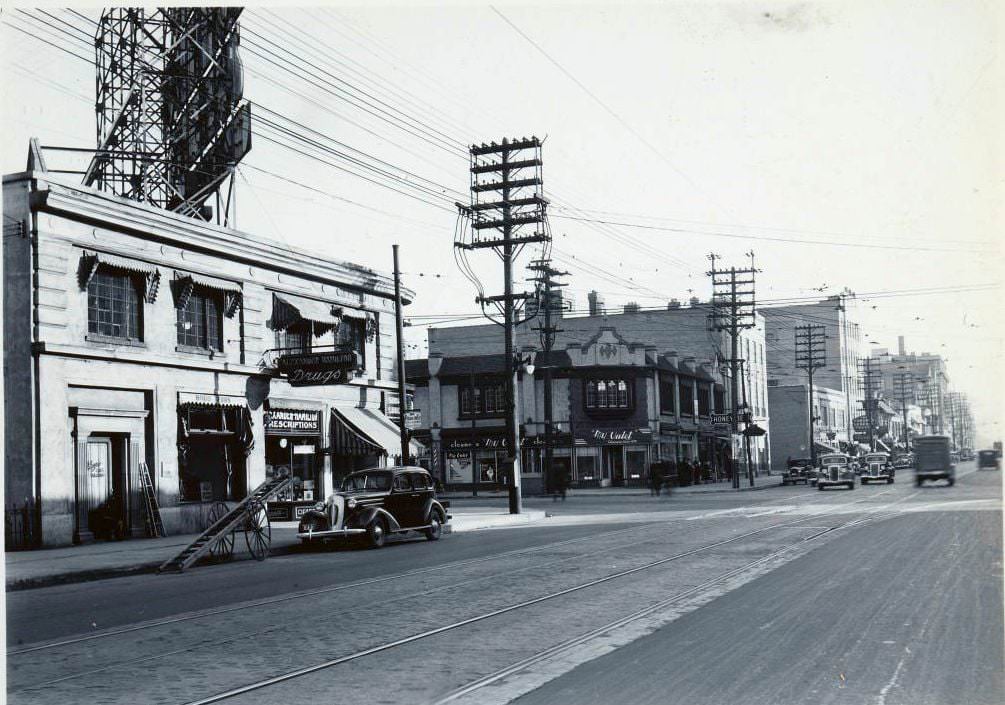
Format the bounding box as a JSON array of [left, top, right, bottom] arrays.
[[2, 1, 1001, 443]]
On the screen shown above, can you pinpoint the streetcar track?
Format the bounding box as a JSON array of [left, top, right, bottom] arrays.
[[177, 499, 906, 705], [9, 482, 910, 662], [11, 521, 723, 693], [8, 523, 656, 656]]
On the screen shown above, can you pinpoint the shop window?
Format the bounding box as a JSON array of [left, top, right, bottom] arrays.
[[459, 381, 507, 418], [659, 376, 675, 414], [87, 267, 143, 341], [679, 381, 695, 416], [177, 287, 223, 351], [178, 406, 251, 502], [585, 378, 632, 411]]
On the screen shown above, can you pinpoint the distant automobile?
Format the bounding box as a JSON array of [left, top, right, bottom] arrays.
[[297, 467, 450, 549], [817, 453, 855, 490], [782, 458, 813, 486], [978, 449, 1001, 471], [861, 452, 895, 485], [914, 435, 955, 487]]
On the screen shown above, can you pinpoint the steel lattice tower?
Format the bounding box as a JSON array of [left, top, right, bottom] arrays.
[[91, 8, 250, 221]]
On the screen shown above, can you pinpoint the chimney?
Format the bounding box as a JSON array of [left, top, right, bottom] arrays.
[[668, 298, 681, 309], [624, 302, 640, 314], [682, 355, 696, 372], [689, 296, 700, 306], [588, 290, 606, 316], [668, 350, 680, 367], [898, 336, 906, 356]]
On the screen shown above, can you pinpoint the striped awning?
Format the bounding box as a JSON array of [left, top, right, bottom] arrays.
[[78, 250, 160, 302], [329, 407, 386, 457], [174, 271, 242, 317], [272, 293, 339, 335]]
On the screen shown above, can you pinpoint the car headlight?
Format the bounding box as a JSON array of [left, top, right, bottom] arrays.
[[314, 502, 326, 511], [346, 498, 357, 510]]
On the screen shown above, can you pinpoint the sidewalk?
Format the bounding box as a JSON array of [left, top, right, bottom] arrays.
[[4, 507, 546, 592], [442, 474, 784, 500]]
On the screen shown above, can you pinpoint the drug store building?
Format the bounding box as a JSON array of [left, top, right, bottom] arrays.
[[407, 326, 740, 493], [3, 167, 414, 547]]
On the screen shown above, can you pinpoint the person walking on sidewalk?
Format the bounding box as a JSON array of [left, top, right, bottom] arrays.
[[649, 463, 663, 497]]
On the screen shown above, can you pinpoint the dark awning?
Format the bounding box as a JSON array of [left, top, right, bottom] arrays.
[[78, 250, 161, 302], [329, 407, 386, 457], [272, 293, 339, 335], [743, 423, 766, 437]]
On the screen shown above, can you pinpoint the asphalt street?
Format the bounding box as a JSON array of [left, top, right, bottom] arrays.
[[6, 464, 1001, 705]]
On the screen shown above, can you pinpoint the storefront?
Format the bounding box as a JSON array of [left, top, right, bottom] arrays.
[[177, 400, 254, 505], [438, 429, 509, 490], [571, 427, 654, 487], [263, 408, 323, 522]]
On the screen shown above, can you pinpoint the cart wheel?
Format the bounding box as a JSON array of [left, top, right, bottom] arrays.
[[244, 498, 271, 561], [207, 502, 235, 561]]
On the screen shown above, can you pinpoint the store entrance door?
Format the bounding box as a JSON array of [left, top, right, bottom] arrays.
[[604, 446, 625, 486], [83, 435, 128, 541]]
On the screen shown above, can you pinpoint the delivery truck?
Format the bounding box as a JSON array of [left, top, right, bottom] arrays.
[[913, 435, 955, 487]]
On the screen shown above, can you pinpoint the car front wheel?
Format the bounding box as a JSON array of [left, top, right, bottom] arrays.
[[425, 513, 443, 541], [366, 518, 387, 549]]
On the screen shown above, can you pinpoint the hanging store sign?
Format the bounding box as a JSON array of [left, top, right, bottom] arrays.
[[277, 350, 361, 386], [403, 410, 423, 430], [264, 409, 321, 436]]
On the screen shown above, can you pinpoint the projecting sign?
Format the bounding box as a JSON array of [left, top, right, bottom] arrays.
[[403, 410, 422, 430], [711, 412, 752, 425], [276, 350, 361, 386]]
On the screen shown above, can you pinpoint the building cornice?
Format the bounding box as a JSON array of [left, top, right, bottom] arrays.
[[15, 172, 414, 303]]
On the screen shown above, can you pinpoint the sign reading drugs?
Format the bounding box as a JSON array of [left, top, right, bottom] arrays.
[[277, 350, 361, 386]]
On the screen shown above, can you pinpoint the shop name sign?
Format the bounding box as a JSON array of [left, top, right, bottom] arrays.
[[580, 428, 653, 445], [265, 409, 321, 435], [277, 350, 361, 386]]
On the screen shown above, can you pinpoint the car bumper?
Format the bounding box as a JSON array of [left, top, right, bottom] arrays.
[[297, 528, 367, 540], [817, 480, 853, 486], [916, 472, 952, 480], [862, 474, 891, 480]]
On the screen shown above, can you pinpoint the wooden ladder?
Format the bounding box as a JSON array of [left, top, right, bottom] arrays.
[[158, 475, 292, 573], [139, 462, 166, 538]]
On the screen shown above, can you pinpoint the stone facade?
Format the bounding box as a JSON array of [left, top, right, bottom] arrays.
[[3, 170, 411, 547]]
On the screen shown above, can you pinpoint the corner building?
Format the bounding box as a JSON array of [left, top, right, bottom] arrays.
[[4, 168, 413, 547]]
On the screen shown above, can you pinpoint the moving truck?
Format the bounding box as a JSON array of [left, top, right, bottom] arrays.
[[913, 435, 955, 487]]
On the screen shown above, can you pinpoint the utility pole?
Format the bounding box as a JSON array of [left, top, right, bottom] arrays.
[[528, 260, 568, 495], [836, 293, 854, 451], [857, 357, 882, 452], [455, 137, 550, 514], [392, 245, 409, 465], [795, 325, 827, 467], [707, 251, 759, 488], [892, 371, 914, 452]]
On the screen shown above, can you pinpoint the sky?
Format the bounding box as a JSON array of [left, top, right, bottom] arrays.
[[1, 1, 1002, 444]]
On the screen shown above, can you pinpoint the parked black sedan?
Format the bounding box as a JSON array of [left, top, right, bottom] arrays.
[[782, 458, 813, 485], [297, 466, 450, 549]]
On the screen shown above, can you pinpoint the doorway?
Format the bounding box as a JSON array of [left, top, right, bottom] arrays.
[[604, 446, 625, 486], [84, 435, 128, 540]]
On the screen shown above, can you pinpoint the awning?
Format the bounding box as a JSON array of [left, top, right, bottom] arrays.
[[329, 407, 422, 459], [334, 305, 367, 321], [273, 293, 339, 335], [78, 250, 160, 302], [876, 439, 891, 452], [743, 423, 766, 437], [814, 441, 839, 454], [174, 271, 242, 317]]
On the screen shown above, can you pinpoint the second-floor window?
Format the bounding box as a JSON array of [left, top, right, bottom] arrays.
[[177, 287, 223, 351], [459, 382, 506, 417], [659, 376, 675, 414], [679, 380, 695, 416], [714, 387, 726, 413], [88, 267, 143, 341], [697, 386, 711, 416], [585, 379, 631, 410]]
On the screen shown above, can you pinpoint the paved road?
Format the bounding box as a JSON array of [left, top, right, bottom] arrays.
[[7, 464, 1000, 705]]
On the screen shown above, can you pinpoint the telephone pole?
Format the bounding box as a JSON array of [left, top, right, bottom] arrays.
[[707, 252, 759, 488], [455, 137, 550, 514], [528, 260, 568, 495], [857, 357, 882, 451], [795, 325, 827, 466], [892, 371, 914, 452]]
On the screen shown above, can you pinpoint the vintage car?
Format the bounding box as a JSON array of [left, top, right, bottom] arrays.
[[816, 453, 856, 490], [782, 458, 813, 485], [297, 466, 450, 549], [860, 452, 895, 485], [978, 449, 1001, 471]]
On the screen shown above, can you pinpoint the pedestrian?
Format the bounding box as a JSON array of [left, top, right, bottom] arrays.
[[650, 463, 663, 497], [559, 470, 570, 501]]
